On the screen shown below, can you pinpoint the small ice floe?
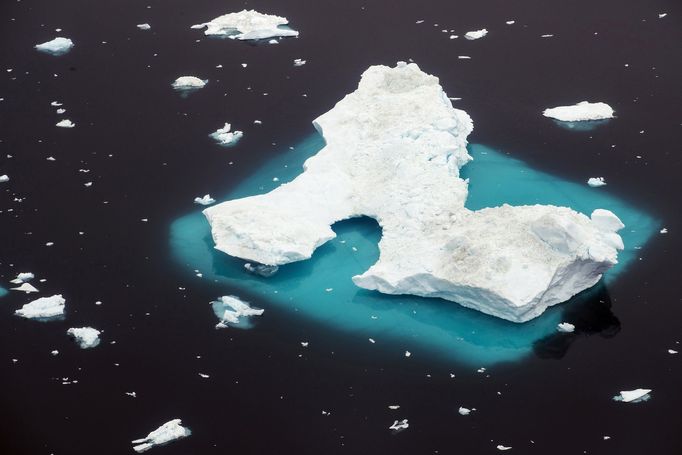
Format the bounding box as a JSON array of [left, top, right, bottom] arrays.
[[464, 29, 488, 40], [613, 388, 652, 403], [126, 392, 137, 397], [67, 327, 101, 349], [198, 373, 210, 378], [506, 20, 515, 25], [458, 407, 473, 416], [137, 23, 151, 30], [587, 177, 607, 187], [132, 419, 191, 453], [171, 76, 207, 92], [556, 322, 575, 333], [293, 58, 306, 66], [268, 39, 278, 44], [660, 228, 668, 234], [458, 55, 471, 59], [543, 101, 614, 122], [51, 101, 63, 107], [497, 445, 512, 451], [541, 34, 554, 38], [0, 175, 9, 183], [209, 123, 243, 146], [389, 419, 409, 431], [244, 262, 279, 277], [15, 294, 65, 320], [56, 119, 75, 128], [10, 282, 39, 293], [668, 349, 678, 354], [10, 272, 35, 284], [388, 405, 400, 410], [193, 194, 216, 206], [404, 350, 411, 357], [658, 13, 667, 18], [212, 295, 264, 328], [56, 108, 66, 114], [35, 37, 74, 55], [191, 9, 299, 41]]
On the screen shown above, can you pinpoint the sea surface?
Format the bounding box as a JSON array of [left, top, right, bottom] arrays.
[[1, 1, 681, 454]]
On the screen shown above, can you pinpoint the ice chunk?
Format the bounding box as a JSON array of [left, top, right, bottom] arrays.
[[389, 419, 409, 431], [137, 23, 151, 30], [194, 194, 216, 206], [210, 123, 243, 146], [506, 21, 515, 25], [465, 29, 488, 40], [35, 37, 74, 55], [10, 282, 39, 293], [172, 76, 207, 91], [613, 388, 652, 403], [293, 58, 306, 67], [543, 102, 614, 122], [67, 327, 101, 349], [497, 445, 512, 451], [212, 295, 264, 328], [191, 9, 299, 41], [132, 419, 191, 453], [203, 62, 625, 323], [587, 177, 606, 187], [15, 294, 65, 319], [0, 175, 8, 182], [244, 262, 279, 277], [556, 322, 575, 333], [458, 407, 472, 415], [12, 272, 35, 283], [56, 119, 75, 128]]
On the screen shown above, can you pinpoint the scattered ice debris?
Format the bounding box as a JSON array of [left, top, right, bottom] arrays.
[[464, 29, 488, 40], [293, 58, 306, 67], [613, 388, 652, 403], [660, 228, 668, 234], [11, 272, 35, 284], [137, 23, 151, 30], [543, 101, 614, 122], [191, 9, 299, 41], [209, 123, 243, 146], [668, 349, 678, 354], [194, 194, 216, 206], [132, 419, 191, 453], [497, 445, 512, 451], [67, 327, 101, 349], [35, 37, 74, 55], [171, 76, 207, 91], [198, 373, 210, 378], [477, 367, 487, 373], [557, 322, 575, 333], [0, 175, 9, 183], [10, 282, 39, 293], [212, 295, 264, 328], [458, 407, 472, 415], [587, 177, 607, 187], [244, 262, 279, 277], [15, 294, 65, 319], [56, 119, 75, 128], [389, 419, 409, 431]]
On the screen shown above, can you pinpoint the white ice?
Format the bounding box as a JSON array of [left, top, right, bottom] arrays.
[[465, 29, 488, 40], [458, 407, 472, 415], [212, 295, 264, 327], [613, 388, 652, 403], [10, 282, 39, 293], [67, 327, 101, 349], [172, 76, 207, 90], [0, 175, 9, 183], [557, 322, 575, 333], [15, 294, 65, 319], [56, 119, 75, 128], [293, 58, 306, 67], [543, 101, 614, 122], [244, 263, 279, 277], [137, 24, 151, 30], [210, 123, 243, 146], [35, 37, 74, 55], [10, 272, 35, 283], [587, 177, 607, 187], [194, 194, 216, 206], [132, 419, 191, 453], [191, 9, 299, 41], [389, 419, 409, 431]]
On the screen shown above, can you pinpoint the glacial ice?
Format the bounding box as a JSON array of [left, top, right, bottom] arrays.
[[15, 294, 65, 319], [194, 194, 216, 206], [203, 62, 625, 323], [132, 419, 191, 453], [172, 76, 207, 91], [35, 37, 74, 55], [212, 295, 264, 328], [210, 123, 243, 146], [613, 388, 651, 403], [588, 177, 607, 187], [191, 10, 299, 41], [67, 327, 101, 349], [465, 29, 488, 40], [543, 102, 614, 122]]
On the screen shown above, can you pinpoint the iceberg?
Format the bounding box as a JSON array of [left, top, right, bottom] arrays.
[[11, 272, 35, 283], [209, 123, 243, 146], [56, 119, 75, 128], [543, 101, 614, 122], [211, 295, 264, 328], [587, 177, 606, 187], [10, 282, 39, 293], [137, 23, 151, 30], [389, 419, 409, 431], [35, 37, 74, 55], [556, 322, 575, 333], [132, 419, 191, 453], [613, 388, 651, 403], [15, 294, 65, 320], [172, 76, 207, 91], [203, 62, 624, 323], [465, 29, 488, 40], [0, 175, 8, 182], [67, 327, 101, 349], [194, 194, 216, 206], [191, 10, 299, 41]]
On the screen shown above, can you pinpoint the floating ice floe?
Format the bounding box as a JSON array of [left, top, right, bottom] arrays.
[[389, 419, 409, 431], [137, 23, 151, 30], [210, 123, 243, 146], [11, 272, 35, 283], [15, 294, 65, 320], [543, 101, 614, 122], [0, 175, 9, 183], [458, 407, 473, 415], [556, 322, 575, 333], [172, 76, 207, 91], [67, 327, 101, 349], [293, 58, 306, 67], [506, 20, 515, 25], [613, 388, 652, 403], [497, 445, 512, 451], [212, 295, 264, 328], [660, 228, 668, 234], [194, 194, 216, 206], [658, 13, 667, 19], [56, 119, 75, 128], [244, 262, 279, 277], [56, 108, 66, 114], [191, 9, 299, 41], [203, 62, 625, 323], [465, 29, 488, 40], [668, 349, 678, 354], [132, 419, 191, 453], [10, 282, 39, 293], [35, 37, 74, 55], [587, 177, 607, 187]]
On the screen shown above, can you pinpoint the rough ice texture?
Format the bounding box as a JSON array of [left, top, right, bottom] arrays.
[[212, 295, 264, 327], [465, 29, 488, 40], [15, 294, 65, 319], [172, 76, 207, 90], [132, 419, 191, 453], [35, 37, 74, 55], [191, 9, 299, 40], [203, 62, 625, 323], [210, 123, 243, 146], [543, 101, 614, 122], [67, 327, 101, 349]]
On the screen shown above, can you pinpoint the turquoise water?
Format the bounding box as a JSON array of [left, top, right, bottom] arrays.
[[170, 133, 658, 365], [0, 286, 7, 298]]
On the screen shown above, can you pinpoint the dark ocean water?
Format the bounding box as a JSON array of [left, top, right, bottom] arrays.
[[1, 1, 681, 454]]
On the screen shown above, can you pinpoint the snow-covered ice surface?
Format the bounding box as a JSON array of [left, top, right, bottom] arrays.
[[465, 29, 488, 40], [191, 10, 299, 41], [209, 123, 243, 146], [35, 37, 74, 55], [211, 295, 264, 328], [613, 388, 652, 403], [203, 62, 625, 323], [67, 327, 101, 349], [543, 101, 614, 122], [15, 295, 65, 320], [132, 419, 191, 453]]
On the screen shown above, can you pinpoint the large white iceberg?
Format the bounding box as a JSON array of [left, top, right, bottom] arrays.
[[191, 9, 299, 41], [203, 62, 624, 323], [15, 294, 65, 319], [35, 37, 74, 55], [132, 419, 191, 453], [67, 327, 101, 349], [543, 101, 614, 122]]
